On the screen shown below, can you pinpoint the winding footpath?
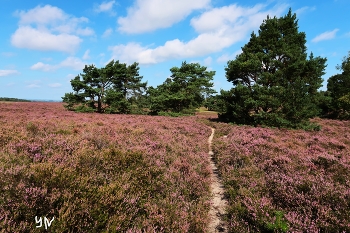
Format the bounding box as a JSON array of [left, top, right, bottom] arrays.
[[207, 128, 227, 232]]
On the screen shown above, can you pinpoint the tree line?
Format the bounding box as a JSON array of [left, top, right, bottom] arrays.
[[62, 60, 216, 116], [63, 9, 350, 129]]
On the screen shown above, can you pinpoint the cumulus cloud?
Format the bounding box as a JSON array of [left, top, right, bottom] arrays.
[[48, 83, 62, 88], [118, 0, 211, 34], [30, 62, 54, 72], [31, 57, 85, 71], [102, 28, 113, 38], [15, 4, 67, 25], [217, 49, 242, 63], [94, 1, 116, 15], [11, 5, 94, 53], [312, 29, 339, 42], [76, 27, 95, 36], [111, 3, 287, 64], [60, 57, 86, 70], [12, 27, 81, 53], [82, 49, 91, 60], [0, 70, 20, 77]]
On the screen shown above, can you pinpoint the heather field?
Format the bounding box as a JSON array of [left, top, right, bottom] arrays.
[[0, 102, 213, 232], [207, 119, 350, 232], [1, 102, 350, 232]]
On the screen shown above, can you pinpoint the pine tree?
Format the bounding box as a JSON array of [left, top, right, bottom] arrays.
[[222, 9, 326, 128], [148, 61, 216, 114], [62, 60, 146, 113], [327, 51, 350, 118]]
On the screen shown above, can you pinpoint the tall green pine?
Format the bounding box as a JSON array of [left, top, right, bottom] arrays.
[[222, 9, 326, 128]]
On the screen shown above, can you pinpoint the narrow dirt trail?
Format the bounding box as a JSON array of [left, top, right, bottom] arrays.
[[207, 127, 227, 232]]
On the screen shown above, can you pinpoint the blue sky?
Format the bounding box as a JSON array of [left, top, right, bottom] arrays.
[[0, 0, 349, 100]]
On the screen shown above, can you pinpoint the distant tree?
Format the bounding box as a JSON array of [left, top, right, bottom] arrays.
[[148, 61, 216, 114], [314, 90, 333, 118], [62, 60, 146, 113], [0, 97, 31, 102], [221, 9, 326, 128], [326, 51, 350, 118], [203, 94, 226, 112]]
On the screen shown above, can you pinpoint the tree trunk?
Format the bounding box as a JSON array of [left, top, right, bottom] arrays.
[[98, 96, 102, 113]]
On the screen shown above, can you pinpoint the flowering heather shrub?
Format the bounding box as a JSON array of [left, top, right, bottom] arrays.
[[210, 118, 350, 232], [0, 102, 212, 232]]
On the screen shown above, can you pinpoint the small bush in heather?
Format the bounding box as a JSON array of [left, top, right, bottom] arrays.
[[75, 105, 95, 113], [264, 211, 289, 233], [26, 122, 39, 136]]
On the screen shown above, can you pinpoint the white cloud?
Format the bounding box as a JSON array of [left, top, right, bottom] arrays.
[[190, 3, 287, 34], [60, 57, 86, 70], [48, 83, 62, 88], [26, 80, 41, 88], [1, 52, 16, 57], [0, 70, 20, 77], [66, 74, 75, 79], [111, 3, 287, 64], [31, 62, 54, 72], [203, 56, 212, 66], [31, 57, 86, 71], [12, 26, 82, 53], [27, 84, 40, 88], [66, 74, 76, 82], [312, 29, 339, 42], [15, 4, 67, 25], [118, 0, 211, 34], [11, 5, 93, 53], [102, 28, 113, 38], [108, 32, 238, 64], [217, 49, 242, 63], [83, 50, 91, 60], [76, 27, 95, 36], [190, 4, 258, 33], [94, 1, 116, 15], [295, 6, 316, 16]]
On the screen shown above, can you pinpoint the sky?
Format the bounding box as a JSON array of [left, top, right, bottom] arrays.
[[0, 0, 349, 101]]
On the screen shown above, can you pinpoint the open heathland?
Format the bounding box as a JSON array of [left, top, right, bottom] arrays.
[[206, 118, 350, 232], [1, 102, 350, 232], [0, 102, 212, 232]]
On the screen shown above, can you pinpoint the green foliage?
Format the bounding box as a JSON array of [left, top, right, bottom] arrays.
[[315, 91, 333, 117], [75, 105, 95, 113], [203, 94, 226, 112], [62, 92, 86, 110], [148, 61, 216, 115], [0, 97, 31, 102], [326, 51, 350, 119], [221, 9, 326, 129], [336, 93, 350, 119], [62, 60, 146, 114], [264, 211, 289, 233]]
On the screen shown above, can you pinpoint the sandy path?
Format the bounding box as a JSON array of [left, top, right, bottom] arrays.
[[207, 128, 227, 232]]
